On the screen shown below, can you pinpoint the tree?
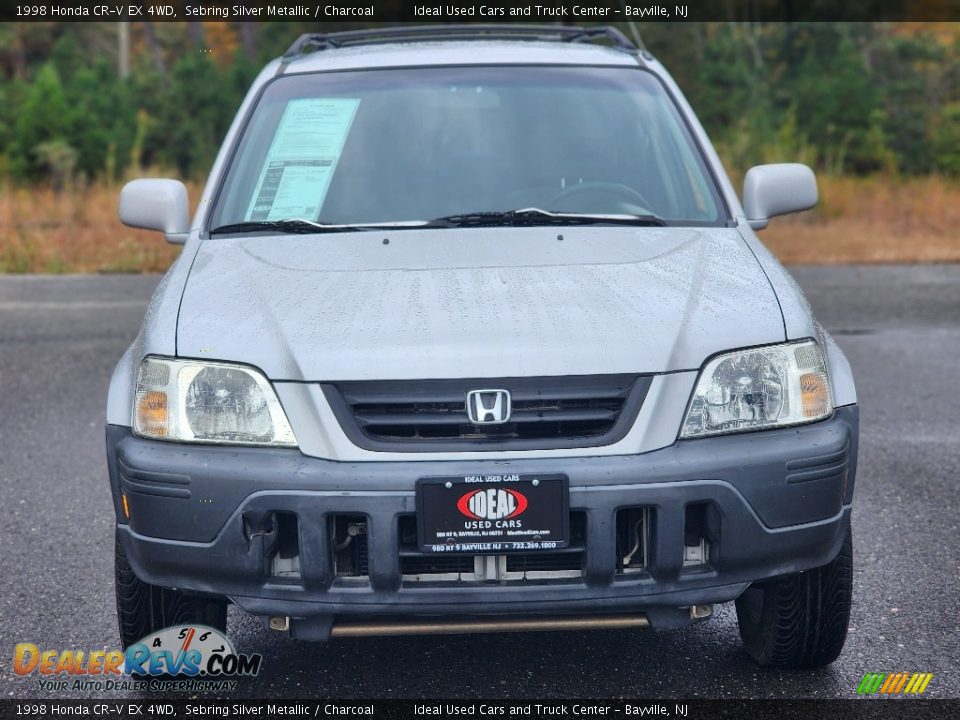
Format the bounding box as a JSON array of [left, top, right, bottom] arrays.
[[933, 103, 960, 176], [782, 27, 890, 172], [62, 59, 136, 180], [10, 62, 69, 179]]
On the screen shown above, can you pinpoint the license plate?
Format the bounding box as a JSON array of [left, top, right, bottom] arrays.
[[416, 474, 569, 553]]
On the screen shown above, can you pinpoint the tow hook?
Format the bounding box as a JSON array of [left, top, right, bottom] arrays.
[[690, 604, 713, 620], [269, 616, 290, 632]]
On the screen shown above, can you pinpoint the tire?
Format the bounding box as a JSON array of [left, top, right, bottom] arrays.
[[115, 528, 228, 650], [735, 522, 853, 669]]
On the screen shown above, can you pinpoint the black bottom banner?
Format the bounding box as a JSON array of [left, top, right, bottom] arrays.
[[1, 699, 958, 720]]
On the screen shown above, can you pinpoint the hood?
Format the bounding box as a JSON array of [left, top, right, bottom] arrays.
[[177, 227, 784, 381]]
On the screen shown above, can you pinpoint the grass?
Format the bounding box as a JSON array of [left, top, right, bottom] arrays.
[[0, 180, 187, 273], [1, 175, 958, 273], [760, 175, 960, 264]]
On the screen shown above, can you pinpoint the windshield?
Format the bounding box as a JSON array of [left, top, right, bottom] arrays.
[[208, 65, 727, 232]]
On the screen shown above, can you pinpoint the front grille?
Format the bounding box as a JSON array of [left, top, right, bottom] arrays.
[[400, 554, 477, 579], [398, 513, 587, 583], [323, 374, 651, 451], [503, 549, 583, 575]]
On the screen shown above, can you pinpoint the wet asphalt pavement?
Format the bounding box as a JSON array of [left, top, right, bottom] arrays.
[[0, 265, 958, 700]]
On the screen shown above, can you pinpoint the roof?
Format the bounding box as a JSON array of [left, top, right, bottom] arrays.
[[276, 25, 649, 74], [279, 39, 643, 75]]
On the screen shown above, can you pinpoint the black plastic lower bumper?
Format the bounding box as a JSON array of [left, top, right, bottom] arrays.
[[107, 406, 857, 626]]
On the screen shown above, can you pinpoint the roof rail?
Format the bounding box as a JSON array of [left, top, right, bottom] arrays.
[[282, 24, 639, 61]]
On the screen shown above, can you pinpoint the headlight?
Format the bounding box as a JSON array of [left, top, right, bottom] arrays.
[[133, 357, 297, 446], [680, 340, 832, 438]]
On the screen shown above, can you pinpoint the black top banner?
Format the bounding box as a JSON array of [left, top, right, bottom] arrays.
[[2, 0, 960, 22]]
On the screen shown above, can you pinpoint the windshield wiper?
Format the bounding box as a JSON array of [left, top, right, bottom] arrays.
[[209, 219, 428, 235], [210, 209, 668, 236], [211, 219, 336, 235], [424, 208, 668, 228]]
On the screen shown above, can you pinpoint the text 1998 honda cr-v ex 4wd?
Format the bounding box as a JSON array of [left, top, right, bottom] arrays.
[[108, 25, 858, 669]]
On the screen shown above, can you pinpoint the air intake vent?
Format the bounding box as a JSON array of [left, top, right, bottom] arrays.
[[323, 375, 650, 452]]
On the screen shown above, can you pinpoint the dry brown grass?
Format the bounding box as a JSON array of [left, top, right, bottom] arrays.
[[1, 175, 958, 272], [0, 180, 190, 273], [761, 175, 960, 264]]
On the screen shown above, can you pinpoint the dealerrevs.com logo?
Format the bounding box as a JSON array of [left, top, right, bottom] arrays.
[[457, 487, 528, 521], [14, 625, 261, 692]]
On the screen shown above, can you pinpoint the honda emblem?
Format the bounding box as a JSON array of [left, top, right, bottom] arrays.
[[466, 389, 512, 425]]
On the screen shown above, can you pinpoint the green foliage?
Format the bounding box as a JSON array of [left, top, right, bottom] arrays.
[[0, 22, 958, 182], [933, 103, 960, 176], [648, 22, 958, 177], [63, 60, 136, 180], [872, 34, 946, 175], [10, 63, 69, 179], [143, 53, 228, 176], [788, 33, 888, 172], [32, 139, 78, 188], [0, 83, 8, 152]]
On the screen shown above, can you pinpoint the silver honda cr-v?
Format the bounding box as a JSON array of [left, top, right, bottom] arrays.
[[108, 25, 858, 668]]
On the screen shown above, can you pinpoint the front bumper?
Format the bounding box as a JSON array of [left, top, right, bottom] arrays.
[[107, 406, 857, 630]]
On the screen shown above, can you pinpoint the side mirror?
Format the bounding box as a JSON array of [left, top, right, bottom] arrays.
[[119, 179, 190, 244], [743, 163, 818, 230]]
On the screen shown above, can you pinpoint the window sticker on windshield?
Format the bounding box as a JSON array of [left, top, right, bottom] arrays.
[[246, 98, 360, 221]]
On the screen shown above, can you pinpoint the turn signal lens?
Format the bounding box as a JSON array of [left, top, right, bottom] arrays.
[[800, 371, 831, 418], [135, 390, 168, 437]]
